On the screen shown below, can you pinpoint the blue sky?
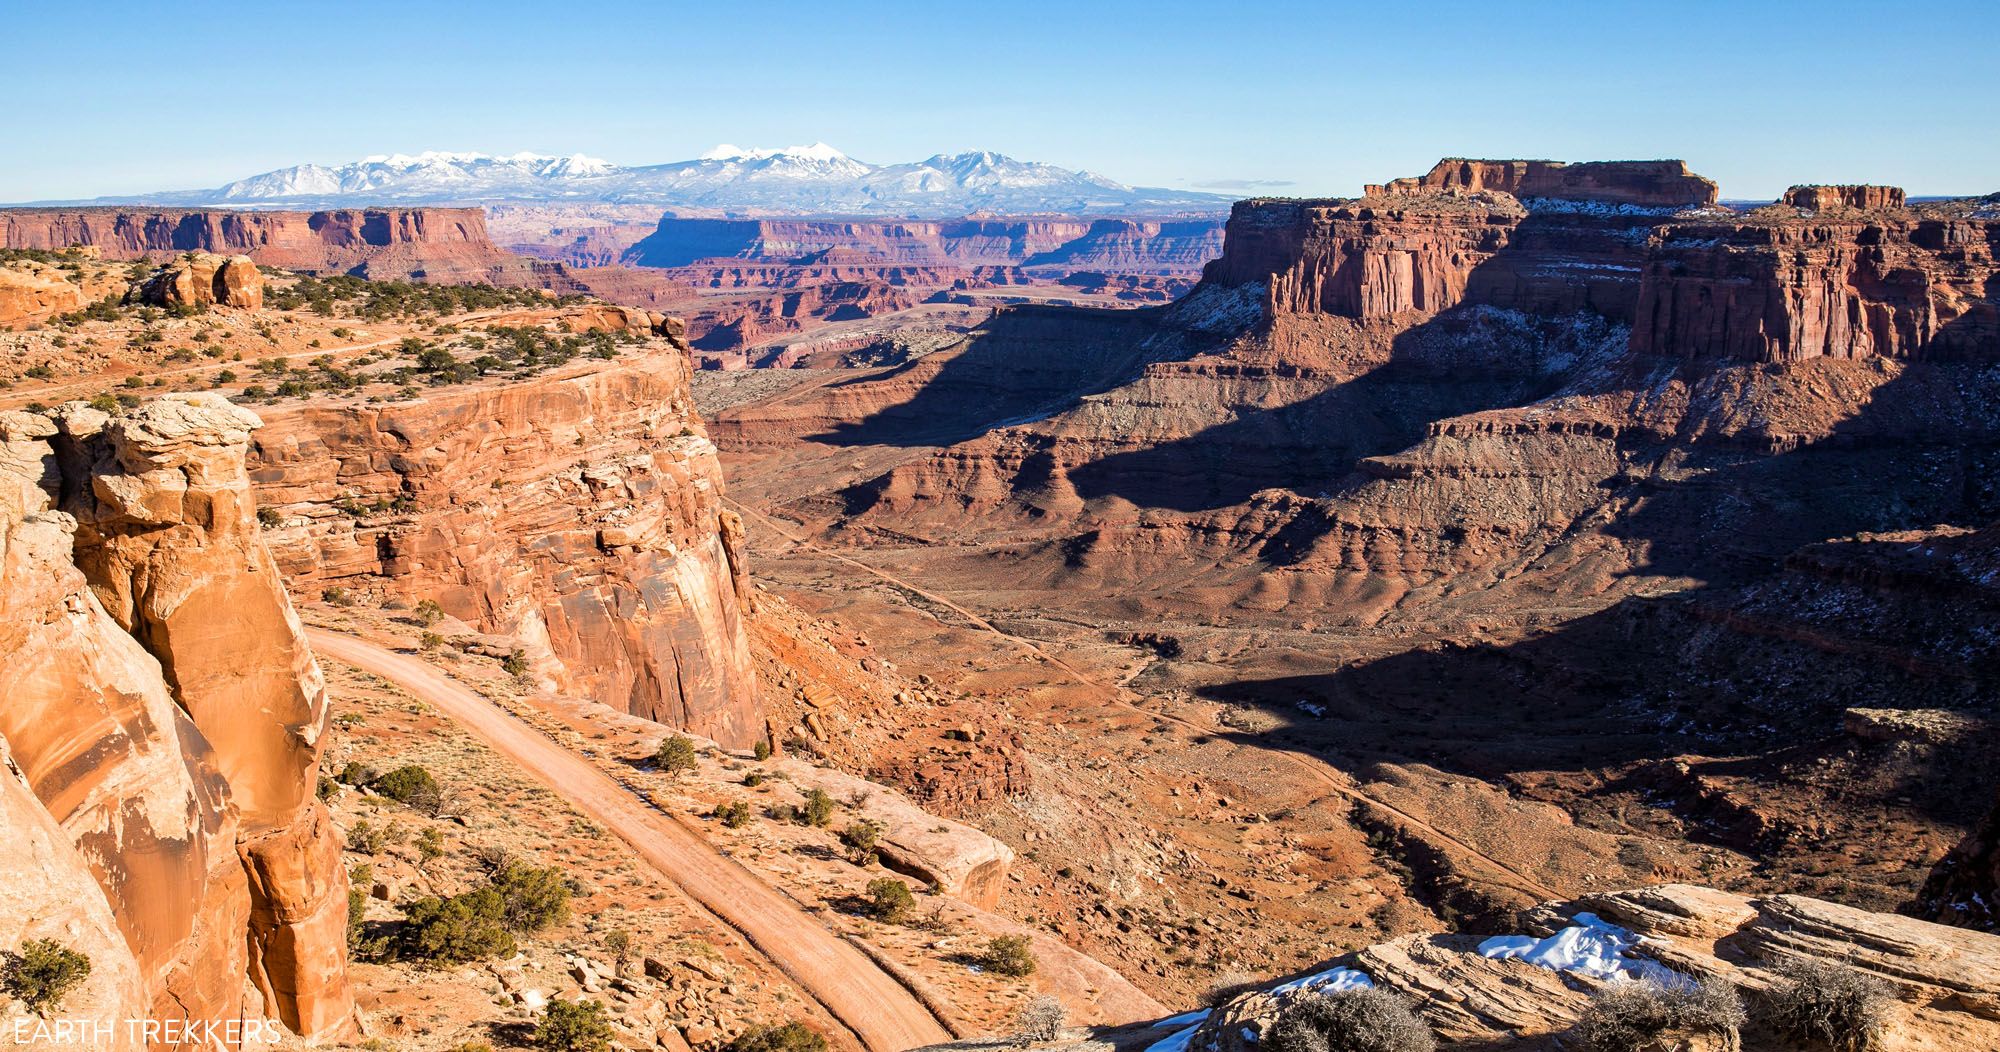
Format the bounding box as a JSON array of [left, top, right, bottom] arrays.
[[7, 0, 1995, 202]]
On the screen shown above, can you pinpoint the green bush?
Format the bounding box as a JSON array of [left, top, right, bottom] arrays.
[[800, 788, 836, 828], [501, 650, 530, 678], [725, 1022, 827, 1052], [978, 934, 1038, 978], [4, 939, 91, 1012], [655, 735, 699, 776], [716, 800, 755, 828], [533, 999, 613, 1052], [414, 599, 445, 626], [401, 887, 516, 963], [1574, 979, 1743, 1052], [864, 878, 916, 923], [256, 505, 283, 527], [372, 764, 443, 815], [839, 819, 884, 864], [491, 861, 572, 933], [1764, 959, 1890, 1052], [1264, 987, 1436, 1052], [752, 740, 773, 761]]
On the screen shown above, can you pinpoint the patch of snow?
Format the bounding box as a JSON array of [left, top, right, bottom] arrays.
[[1153, 1009, 1212, 1029], [1145, 1021, 1203, 1052], [1477, 911, 1682, 985], [1269, 965, 1373, 996]]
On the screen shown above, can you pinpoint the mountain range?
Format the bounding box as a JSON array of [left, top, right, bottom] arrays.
[[39, 144, 1234, 217]]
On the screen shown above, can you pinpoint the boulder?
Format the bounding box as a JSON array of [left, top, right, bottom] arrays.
[[138, 252, 263, 310]]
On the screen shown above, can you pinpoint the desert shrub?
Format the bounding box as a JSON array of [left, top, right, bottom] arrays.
[[725, 1022, 827, 1052], [501, 650, 530, 678], [336, 760, 377, 786], [1264, 987, 1436, 1052], [716, 800, 755, 828], [401, 887, 515, 963], [419, 631, 445, 651], [800, 788, 836, 828], [864, 878, 917, 923], [1015, 994, 1066, 1042], [839, 819, 884, 864], [752, 739, 773, 761], [1764, 959, 1891, 1052], [416, 827, 446, 866], [372, 764, 443, 814], [414, 599, 445, 626], [4, 939, 91, 1012], [978, 934, 1038, 978], [533, 999, 613, 1052], [602, 928, 631, 961], [346, 819, 390, 854], [1206, 969, 1263, 1008], [256, 505, 282, 527], [322, 586, 355, 607], [655, 735, 698, 776], [742, 772, 766, 788], [1574, 979, 1744, 1052], [491, 861, 572, 933]]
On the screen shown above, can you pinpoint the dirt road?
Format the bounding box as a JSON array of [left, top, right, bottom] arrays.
[[305, 629, 952, 1052], [725, 499, 1560, 903]]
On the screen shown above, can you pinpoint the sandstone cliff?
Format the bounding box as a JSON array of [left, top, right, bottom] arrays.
[[1366, 158, 1719, 207], [0, 396, 352, 1041], [248, 337, 761, 747]]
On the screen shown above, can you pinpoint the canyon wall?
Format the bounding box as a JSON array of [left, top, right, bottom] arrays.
[[624, 215, 1224, 272], [0, 396, 352, 1042], [1206, 169, 1999, 364], [0, 206, 584, 286], [247, 337, 761, 747]]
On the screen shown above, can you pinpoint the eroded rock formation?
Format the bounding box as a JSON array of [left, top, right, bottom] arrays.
[[249, 335, 761, 747], [0, 396, 352, 1041], [136, 251, 264, 310], [1194, 884, 2000, 1051], [1365, 158, 1719, 207]]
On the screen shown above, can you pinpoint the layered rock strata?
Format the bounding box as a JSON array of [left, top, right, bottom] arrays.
[[248, 337, 760, 747], [0, 396, 353, 1042]]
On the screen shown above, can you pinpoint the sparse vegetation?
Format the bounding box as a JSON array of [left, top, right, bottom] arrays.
[[1263, 987, 1436, 1052], [532, 999, 614, 1052], [724, 1022, 827, 1052], [371, 763, 444, 815], [655, 734, 699, 776], [321, 586, 356, 607], [799, 787, 837, 828], [1764, 959, 1891, 1052], [863, 878, 917, 923], [1573, 979, 1744, 1052], [1014, 994, 1066, 1043], [490, 860, 573, 934], [839, 819, 884, 864], [716, 800, 756, 828], [414, 599, 446, 626], [753, 739, 773, 761], [4, 939, 92, 1013], [977, 934, 1038, 978], [401, 886, 516, 963]]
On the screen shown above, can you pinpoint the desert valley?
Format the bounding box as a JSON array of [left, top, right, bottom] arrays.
[[4, 30, 2000, 1052]]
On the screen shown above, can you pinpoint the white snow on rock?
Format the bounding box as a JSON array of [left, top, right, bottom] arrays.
[[1477, 911, 1682, 985]]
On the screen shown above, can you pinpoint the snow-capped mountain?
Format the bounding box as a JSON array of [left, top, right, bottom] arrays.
[[66, 145, 1230, 217]]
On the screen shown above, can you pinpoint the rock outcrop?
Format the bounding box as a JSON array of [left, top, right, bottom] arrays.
[[1366, 158, 1720, 207], [249, 335, 761, 747], [1785, 184, 1908, 211], [0, 396, 352, 1041], [136, 251, 264, 310], [1192, 884, 2000, 1052]]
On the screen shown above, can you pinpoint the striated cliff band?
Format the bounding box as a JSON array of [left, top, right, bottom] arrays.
[[248, 317, 762, 746]]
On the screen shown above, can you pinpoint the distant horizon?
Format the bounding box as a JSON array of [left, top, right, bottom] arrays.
[[11, 143, 1997, 211], [8, 0, 1998, 204]]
